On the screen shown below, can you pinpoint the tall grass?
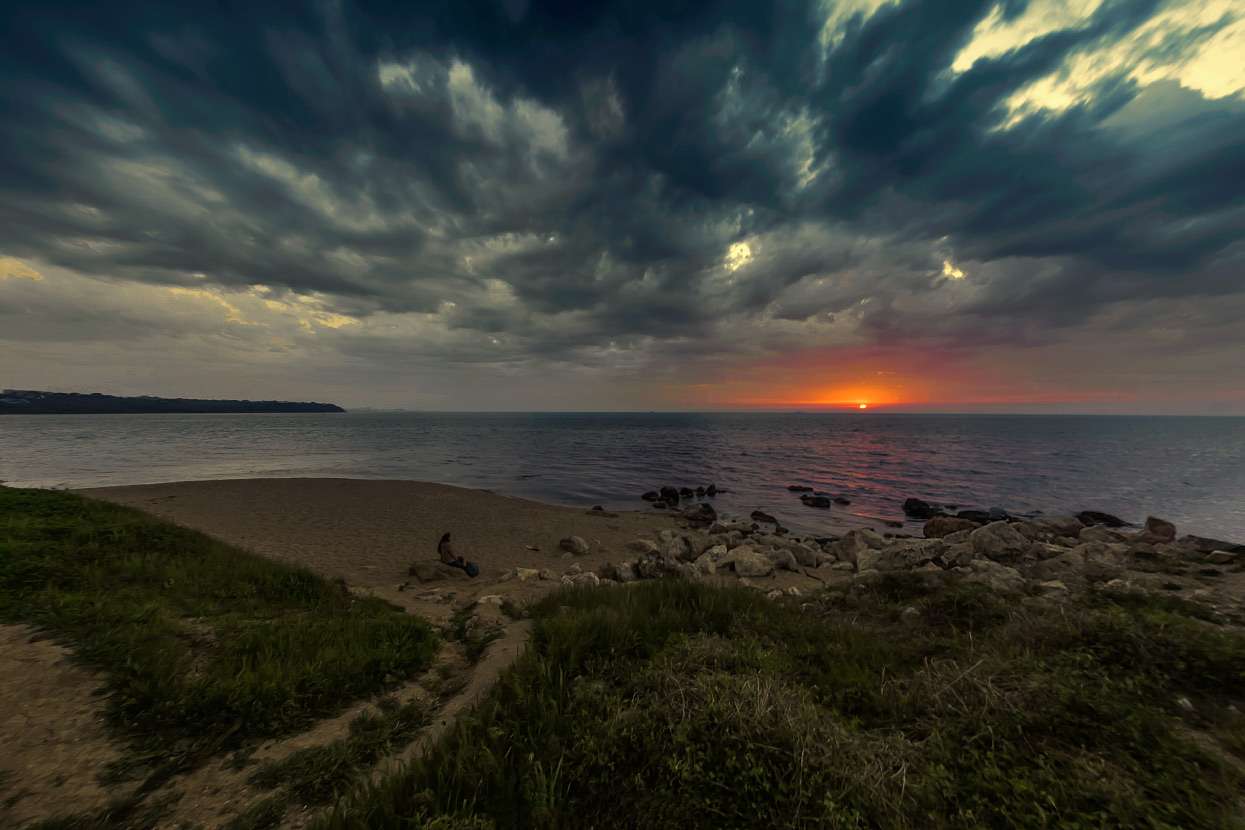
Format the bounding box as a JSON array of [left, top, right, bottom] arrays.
[[0, 487, 438, 780], [321, 577, 1245, 829]]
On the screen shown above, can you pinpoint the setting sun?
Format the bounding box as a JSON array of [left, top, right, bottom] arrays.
[[859, 404, 868, 409]]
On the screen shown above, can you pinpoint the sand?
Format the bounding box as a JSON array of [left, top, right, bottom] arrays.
[[73, 477, 699, 607]]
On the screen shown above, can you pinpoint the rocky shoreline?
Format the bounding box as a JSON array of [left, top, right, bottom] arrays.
[[529, 488, 1245, 609]]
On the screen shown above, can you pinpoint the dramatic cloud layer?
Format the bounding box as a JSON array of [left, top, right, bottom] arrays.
[[1, 0, 1242, 411]]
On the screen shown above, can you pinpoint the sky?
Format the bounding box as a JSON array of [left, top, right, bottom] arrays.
[[1, 0, 1243, 413]]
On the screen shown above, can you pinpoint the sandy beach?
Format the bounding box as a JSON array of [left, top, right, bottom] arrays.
[[74, 477, 711, 603]]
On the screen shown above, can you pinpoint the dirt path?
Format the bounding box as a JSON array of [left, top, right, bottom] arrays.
[[0, 624, 134, 829]]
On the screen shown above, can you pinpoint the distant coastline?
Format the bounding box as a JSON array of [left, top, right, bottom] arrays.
[[0, 390, 344, 414]]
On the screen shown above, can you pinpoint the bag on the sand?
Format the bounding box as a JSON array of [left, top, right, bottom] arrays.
[[464, 560, 480, 578]]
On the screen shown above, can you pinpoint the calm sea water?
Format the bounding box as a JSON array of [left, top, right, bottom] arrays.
[[2, 412, 1243, 542]]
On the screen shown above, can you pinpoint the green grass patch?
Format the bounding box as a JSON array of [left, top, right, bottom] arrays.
[[0, 487, 438, 783], [248, 699, 429, 805], [320, 578, 1245, 830]]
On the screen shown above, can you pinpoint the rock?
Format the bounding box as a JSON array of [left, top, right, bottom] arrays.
[[1206, 550, 1240, 564], [660, 530, 675, 542], [877, 539, 946, 571], [561, 572, 600, 588], [834, 496, 851, 505], [1077, 510, 1128, 528], [679, 487, 695, 498], [788, 485, 813, 492], [1182, 535, 1245, 555], [939, 542, 975, 569], [955, 509, 991, 524], [627, 539, 659, 554], [781, 541, 820, 568], [659, 485, 680, 503], [1026, 542, 1067, 561], [539, 569, 556, 581], [681, 502, 718, 525], [501, 567, 541, 583], [765, 589, 783, 600], [591, 505, 604, 511], [564, 563, 583, 576], [924, 516, 979, 538], [614, 562, 638, 583], [959, 559, 1026, 592], [856, 547, 884, 572], [903, 498, 943, 519], [695, 486, 706, 496], [765, 548, 800, 572], [1024, 516, 1085, 540], [900, 606, 921, 625], [641, 491, 660, 501], [1079, 524, 1126, 544], [694, 552, 717, 575], [854, 569, 882, 582], [652, 501, 669, 509], [408, 561, 473, 583], [1038, 580, 1068, 594], [559, 536, 590, 556], [832, 528, 887, 566], [987, 507, 1010, 522], [751, 510, 778, 524], [786, 587, 802, 597], [800, 494, 832, 508], [663, 537, 693, 563], [1132, 516, 1177, 545], [969, 521, 1029, 562], [724, 548, 775, 578], [670, 563, 701, 581], [706, 484, 718, 496], [882, 520, 904, 528]]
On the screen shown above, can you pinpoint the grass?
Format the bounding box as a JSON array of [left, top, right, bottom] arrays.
[[445, 602, 504, 664], [320, 576, 1245, 830], [0, 487, 438, 790], [249, 699, 430, 804]]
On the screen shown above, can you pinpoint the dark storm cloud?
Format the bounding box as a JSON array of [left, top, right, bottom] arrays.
[[1, 0, 1242, 371]]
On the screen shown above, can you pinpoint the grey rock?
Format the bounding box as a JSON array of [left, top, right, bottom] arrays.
[[959, 559, 1026, 592], [970, 521, 1029, 562], [559, 536, 590, 556]]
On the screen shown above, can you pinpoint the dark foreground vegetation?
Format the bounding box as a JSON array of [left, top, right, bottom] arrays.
[[325, 577, 1245, 830], [0, 488, 436, 798]]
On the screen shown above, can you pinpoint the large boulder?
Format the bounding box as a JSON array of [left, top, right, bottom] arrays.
[[958, 560, 1026, 592], [693, 552, 717, 575], [1131, 516, 1177, 545], [936, 542, 975, 569], [831, 528, 887, 566], [408, 561, 473, 583], [641, 491, 660, 501], [764, 548, 800, 572], [723, 548, 776, 578], [627, 539, 660, 555], [559, 536, 590, 556], [751, 510, 779, 524], [876, 539, 946, 571], [970, 521, 1029, 562], [924, 516, 978, 539], [662, 536, 692, 563], [681, 502, 718, 525], [659, 485, 681, 503], [800, 494, 832, 508], [776, 539, 820, 568]]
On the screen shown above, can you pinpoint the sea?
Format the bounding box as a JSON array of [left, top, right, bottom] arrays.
[[2, 412, 1243, 543]]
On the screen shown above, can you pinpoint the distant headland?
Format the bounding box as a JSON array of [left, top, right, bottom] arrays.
[[0, 390, 345, 414]]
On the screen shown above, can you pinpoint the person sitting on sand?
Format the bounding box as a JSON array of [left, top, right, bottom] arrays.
[[438, 532, 477, 577]]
